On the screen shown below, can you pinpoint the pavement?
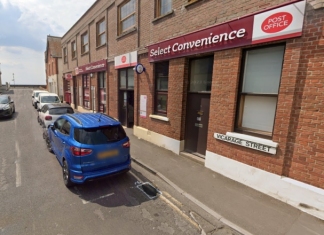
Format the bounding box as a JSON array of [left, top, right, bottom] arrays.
[[125, 128, 324, 235]]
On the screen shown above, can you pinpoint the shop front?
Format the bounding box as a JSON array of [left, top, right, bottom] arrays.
[[75, 59, 107, 113], [145, 0, 324, 219], [63, 73, 72, 104], [114, 51, 137, 128]]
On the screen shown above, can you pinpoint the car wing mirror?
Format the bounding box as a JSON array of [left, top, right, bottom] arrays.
[[49, 124, 55, 131], [10, 100, 14, 103], [32, 95, 34, 98]]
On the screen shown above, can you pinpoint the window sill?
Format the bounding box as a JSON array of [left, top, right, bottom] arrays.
[[81, 51, 89, 57], [184, 0, 202, 8], [149, 114, 169, 122], [72, 57, 77, 61], [96, 43, 107, 49], [117, 27, 137, 40], [152, 10, 174, 23], [214, 132, 278, 155]]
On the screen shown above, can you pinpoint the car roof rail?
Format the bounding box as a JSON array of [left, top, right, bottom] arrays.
[[66, 114, 82, 124]]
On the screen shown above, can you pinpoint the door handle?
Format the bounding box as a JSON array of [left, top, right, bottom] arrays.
[[62, 141, 65, 144]]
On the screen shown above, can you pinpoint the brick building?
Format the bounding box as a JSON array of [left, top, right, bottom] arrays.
[[45, 35, 63, 96], [61, 0, 324, 219]]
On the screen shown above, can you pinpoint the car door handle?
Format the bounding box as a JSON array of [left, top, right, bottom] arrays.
[[62, 141, 65, 144]]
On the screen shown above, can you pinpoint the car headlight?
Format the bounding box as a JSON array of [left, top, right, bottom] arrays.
[[3, 104, 10, 110]]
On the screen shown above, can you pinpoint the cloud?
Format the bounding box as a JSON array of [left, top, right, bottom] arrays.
[[0, 0, 96, 51], [0, 0, 96, 85], [1, 46, 46, 85]]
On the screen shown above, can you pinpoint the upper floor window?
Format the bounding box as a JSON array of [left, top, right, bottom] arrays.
[[81, 32, 89, 54], [118, 0, 135, 35], [154, 61, 169, 115], [63, 47, 67, 63], [71, 41, 76, 59], [235, 45, 285, 137], [155, 0, 172, 17], [96, 19, 106, 47]]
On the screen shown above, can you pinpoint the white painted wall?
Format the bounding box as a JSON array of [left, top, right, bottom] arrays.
[[133, 125, 184, 155], [205, 150, 324, 220]]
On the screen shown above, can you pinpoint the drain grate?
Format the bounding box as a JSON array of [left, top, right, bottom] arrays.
[[136, 182, 162, 200]]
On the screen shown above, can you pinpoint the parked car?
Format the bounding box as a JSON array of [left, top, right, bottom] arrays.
[[38, 103, 74, 129], [37, 93, 61, 110], [46, 113, 131, 187], [0, 95, 15, 118], [32, 90, 48, 109]]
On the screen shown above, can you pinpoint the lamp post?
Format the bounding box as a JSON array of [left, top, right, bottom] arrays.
[[12, 73, 15, 88]]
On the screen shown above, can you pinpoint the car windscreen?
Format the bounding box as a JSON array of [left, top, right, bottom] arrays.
[[0, 97, 8, 104], [74, 125, 127, 145], [41, 96, 60, 103], [49, 108, 74, 115]]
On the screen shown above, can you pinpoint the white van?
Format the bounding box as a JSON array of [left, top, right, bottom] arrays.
[[32, 90, 48, 109], [37, 93, 61, 110]]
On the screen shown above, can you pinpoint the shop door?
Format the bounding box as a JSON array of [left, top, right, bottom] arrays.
[[184, 56, 213, 157], [119, 91, 134, 127], [73, 76, 78, 109], [118, 68, 134, 128], [184, 94, 210, 156]]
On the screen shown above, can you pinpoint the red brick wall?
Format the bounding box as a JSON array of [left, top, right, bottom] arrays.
[[107, 62, 119, 118], [60, 0, 324, 189], [284, 6, 324, 189]]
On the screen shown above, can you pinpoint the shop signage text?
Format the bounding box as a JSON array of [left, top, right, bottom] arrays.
[[215, 133, 277, 155], [148, 0, 306, 62], [76, 59, 107, 75], [115, 51, 138, 69], [150, 28, 246, 57]]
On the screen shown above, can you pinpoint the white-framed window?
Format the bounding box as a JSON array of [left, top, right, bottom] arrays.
[[118, 0, 136, 35], [236, 45, 285, 137], [155, 0, 172, 17], [96, 18, 106, 47], [81, 32, 89, 54]]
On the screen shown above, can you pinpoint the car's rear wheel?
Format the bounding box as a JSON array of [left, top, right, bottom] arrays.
[[45, 134, 53, 153], [63, 160, 74, 188]]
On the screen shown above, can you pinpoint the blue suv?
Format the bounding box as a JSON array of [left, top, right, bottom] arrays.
[[46, 113, 131, 187]]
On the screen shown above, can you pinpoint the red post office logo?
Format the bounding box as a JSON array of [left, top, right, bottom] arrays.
[[261, 12, 293, 33], [121, 56, 127, 63]]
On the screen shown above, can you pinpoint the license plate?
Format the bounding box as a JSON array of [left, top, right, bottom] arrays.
[[98, 149, 119, 159]]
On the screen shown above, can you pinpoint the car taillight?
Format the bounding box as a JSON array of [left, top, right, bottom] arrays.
[[122, 141, 130, 148], [70, 146, 92, 156], [45, 116, 52, 120]]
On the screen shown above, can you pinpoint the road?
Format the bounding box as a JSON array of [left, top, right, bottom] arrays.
[[0, 89, 205, 235]]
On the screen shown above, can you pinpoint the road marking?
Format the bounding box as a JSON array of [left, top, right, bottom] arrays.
[[81, 193, 114, 204], [160, 194, 201, 231], [15, 141, 21, 187]]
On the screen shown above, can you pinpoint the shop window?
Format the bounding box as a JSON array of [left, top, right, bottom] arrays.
[[63, 47, 67, 63], [98, 72, 107, 113], [71, 41, 76, 59], [83, 74, 90, 109], [96, 19, 106, 47], [154, 61, 169, 115], [119, 68, 134, 89], [155, 0, 172, 17], [189, 56, 213, 92], [81, 32, 89, 54], [118, 0, 135, 35], [235, 45, 285, 137]]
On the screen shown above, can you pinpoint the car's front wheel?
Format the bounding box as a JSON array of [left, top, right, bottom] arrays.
[[63, 160, 74, 188]]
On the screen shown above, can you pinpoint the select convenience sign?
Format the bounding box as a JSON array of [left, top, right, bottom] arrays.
[[148, 0, 306, 62]]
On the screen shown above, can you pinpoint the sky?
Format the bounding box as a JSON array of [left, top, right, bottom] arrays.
[[0, 0, 96, 85]]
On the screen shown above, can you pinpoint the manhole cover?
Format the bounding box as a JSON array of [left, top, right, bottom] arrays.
[[136, 182, 162, 199]]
